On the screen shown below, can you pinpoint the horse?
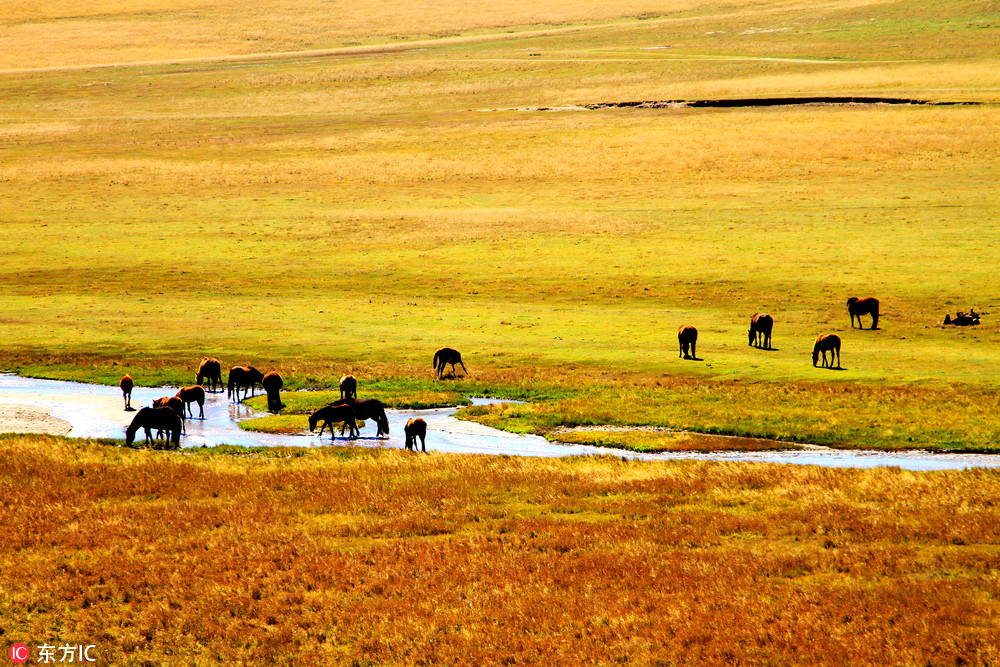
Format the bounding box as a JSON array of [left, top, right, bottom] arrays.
[[308, 405, 359, 439], [153, 395, 186, 433], [262, 371, 284, 412], [405, 418, 427, 452], [433, 347, 468, 379], [175, 385, 205, 419], [847, 297, 880, 330], [678, 325, 698, 359], [748, 313, 773, 349], [944, 310, 980, 326], [339, 375, 357, 400], [228, 366, 265, 402], [330, 398, 389, 437], [125, 407, 182, 449], [120, 375, 134, 411], [197, 358, 223, 393], [812, 334, 841, 368]]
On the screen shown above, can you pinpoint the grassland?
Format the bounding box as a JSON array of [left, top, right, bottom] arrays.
[[2, 1, 1000, 662], [3, 434, 1000, 665]]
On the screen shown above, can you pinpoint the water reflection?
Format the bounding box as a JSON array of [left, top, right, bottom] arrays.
[[0, 374, 997, 471]]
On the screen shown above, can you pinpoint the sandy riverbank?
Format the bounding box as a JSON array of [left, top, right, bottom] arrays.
[[0, 393, 140, 437]]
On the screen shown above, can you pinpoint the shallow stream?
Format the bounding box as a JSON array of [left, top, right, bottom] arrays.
[[0, 374, 997, 471]]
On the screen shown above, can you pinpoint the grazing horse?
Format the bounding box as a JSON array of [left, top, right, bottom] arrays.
[[308, 405, 359, 439], [125, 407, 182, 449], [228, 366, 265, 402], [847, 297, 880, 330], [153, 395, 186, 433], [433, 347, 468, 379], [330, 398, 390, 437], [678, 325, 698, 359], [262, 371, 284, 412], [175, 385, 205, 419], [748, 313, 773, 349], [120, 375, 134, 411], [405, 418, 427, 452], [197, 358, 223, 393], [339, 375, 357, 400], [812, 334, 841, 368]]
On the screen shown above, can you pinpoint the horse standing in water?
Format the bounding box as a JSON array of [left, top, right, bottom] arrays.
[[678, 325, 698, 359], [433, 348, 468, 379], [748, 313, 773, 349], [812, 334, 841, 368], [153, 395, 186, 433], [228, 366, 265, 402], [175, 385, 206, 419], [847, 297, 880, 330], [308, 405, 359, 439], [339, 375, 357, 400], [405, 418, 427, 452], [120, 375, 134, 411], [197, 358, 223, 393], [330, 398, 390, 437], [262, 371, 284, 412], [125, 407, 182, 449]]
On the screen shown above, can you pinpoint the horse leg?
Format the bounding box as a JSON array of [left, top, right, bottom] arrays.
[[871, 311, 879, 330], [691, 341, 696, 359], [459, 359, 468, 376], [198, 400, 204, 419], [420, 433, 426, 453]]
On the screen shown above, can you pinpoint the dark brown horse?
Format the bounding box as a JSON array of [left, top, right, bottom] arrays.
[[175, 385, 205, 419], [120, 375, 134, 411], [405, 418, 427, 452], [262, 371, 284, 412], [308, 405, 359, 439], [434, 347, 468, 379], [812, 334, 841, 368], [197, 358, 223, 393], [944, 309, 980, 326], [748, 313, 773, 349], [678, 325, 698, 359], [847, 297, 880, 329], [228, 366, 265, 402], [330, 398, 389, 437], [153, 395, 186, 433], [125, 407, 182, 448], [339, 374, 357, 400]]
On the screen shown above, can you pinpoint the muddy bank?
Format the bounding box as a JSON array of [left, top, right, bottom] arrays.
[[0, 403, 72, 436]]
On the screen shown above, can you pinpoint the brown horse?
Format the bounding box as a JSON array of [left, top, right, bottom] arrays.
[[197, 358, 223, 393], [120, 375, 134, 411], [175, 385, 205, 419], [330, 398, 389, 437], [262, 371, 284, 412], [308, 405, 359, 439], [944, 310, 980, 326], [678, 325, 698, 359], [434, 347, 468, 379], [125, 407, 182, 449], [405, 418, 427, 452], [812, 334, 841, 368], [228, 366, 265, 402], [847, 297, 880, 330], [339, 374, 357, 400], [153, 395, 187, 433], [748, 313, 773, 349]]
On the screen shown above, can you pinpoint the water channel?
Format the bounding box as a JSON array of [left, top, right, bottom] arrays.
[[0, 374, 996, 472]]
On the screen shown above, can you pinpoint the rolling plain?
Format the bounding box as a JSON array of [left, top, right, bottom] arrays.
[[2, 0, 1000, 663]]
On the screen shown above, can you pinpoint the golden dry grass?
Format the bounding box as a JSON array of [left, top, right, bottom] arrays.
[[3, 434, 1000, 664]]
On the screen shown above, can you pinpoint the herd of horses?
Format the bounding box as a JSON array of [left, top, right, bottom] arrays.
[[678, 296, 882, 369], [120, 348, 462, 451]]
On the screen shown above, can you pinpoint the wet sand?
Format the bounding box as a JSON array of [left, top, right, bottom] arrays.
[[0, 403, 73, 436]]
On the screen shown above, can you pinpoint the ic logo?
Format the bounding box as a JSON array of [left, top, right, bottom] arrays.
[[9, 644, 29, 664]]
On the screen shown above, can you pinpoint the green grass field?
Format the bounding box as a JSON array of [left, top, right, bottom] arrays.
[[0, 0, 998, 451], [3, 1, 1000, 663]]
